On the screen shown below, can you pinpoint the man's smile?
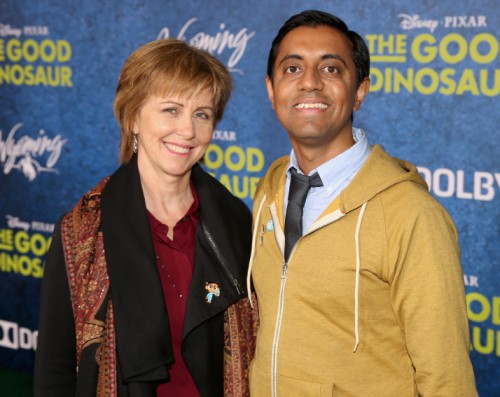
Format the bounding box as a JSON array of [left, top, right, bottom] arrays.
[[294, 102, 329, 109]]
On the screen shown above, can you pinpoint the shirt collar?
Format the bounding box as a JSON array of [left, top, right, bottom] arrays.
[[287, 128, 371, 187], [147, 180, 200, 235]]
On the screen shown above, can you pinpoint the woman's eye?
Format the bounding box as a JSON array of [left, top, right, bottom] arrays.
[[194, 112, 211, 121], [163, 107, 177, 114]]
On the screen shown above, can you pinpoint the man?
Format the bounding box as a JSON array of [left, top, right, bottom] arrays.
[[247, 10, 477, 396]]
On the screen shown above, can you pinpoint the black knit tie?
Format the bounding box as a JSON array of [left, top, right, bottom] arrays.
[[284, 167, 323, 262]]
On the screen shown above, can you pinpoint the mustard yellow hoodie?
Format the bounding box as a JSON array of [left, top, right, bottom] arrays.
[[247, 145, 477, 396]]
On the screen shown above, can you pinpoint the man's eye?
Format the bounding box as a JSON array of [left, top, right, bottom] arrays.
[[323, 65, 339, 73], [285, 66, 300, 73]]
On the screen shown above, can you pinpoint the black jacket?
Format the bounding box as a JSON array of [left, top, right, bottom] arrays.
[[34, 157, 252, 396]]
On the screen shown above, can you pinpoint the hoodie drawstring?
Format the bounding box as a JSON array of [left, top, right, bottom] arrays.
[[353, 202, 367, 352], [247, 194, 368, 351], [247, 195, 267, 308]]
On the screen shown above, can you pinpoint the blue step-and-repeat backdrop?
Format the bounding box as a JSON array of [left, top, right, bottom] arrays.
[[0, 0, 498, 395]]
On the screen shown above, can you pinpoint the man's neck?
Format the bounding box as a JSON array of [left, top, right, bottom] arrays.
[[291, 133, 356, 175]]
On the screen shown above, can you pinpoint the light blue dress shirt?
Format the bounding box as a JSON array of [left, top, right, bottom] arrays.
[[284, 128, 372, 234]]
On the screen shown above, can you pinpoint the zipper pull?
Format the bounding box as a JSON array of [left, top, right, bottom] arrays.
[[281, 260, 288, 279], [259, 224, 265, 246], [232, 277, 243, 295]]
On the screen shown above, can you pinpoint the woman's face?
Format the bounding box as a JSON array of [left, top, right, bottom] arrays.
[[134, 88, 215, 180]]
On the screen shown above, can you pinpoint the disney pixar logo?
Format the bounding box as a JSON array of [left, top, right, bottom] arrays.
[[399, 14, 487, 33]]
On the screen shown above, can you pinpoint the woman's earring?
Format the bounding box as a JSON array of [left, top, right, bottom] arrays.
[[133, 133, 138, 154]]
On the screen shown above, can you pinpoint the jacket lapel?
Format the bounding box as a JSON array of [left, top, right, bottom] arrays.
[[101, 156, 173, 383], [183, 165, 251, 338]]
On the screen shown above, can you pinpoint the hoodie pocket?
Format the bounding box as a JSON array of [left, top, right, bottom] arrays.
[[277, 373, 335, 397], [250, 361, 335, 396]]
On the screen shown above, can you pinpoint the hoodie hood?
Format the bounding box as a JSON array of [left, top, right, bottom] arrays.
[[339, 144, 427, 213], [257, 144, 427, 215]]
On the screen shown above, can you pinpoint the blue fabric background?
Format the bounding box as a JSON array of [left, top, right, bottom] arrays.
[[0, 0, 498, 395]]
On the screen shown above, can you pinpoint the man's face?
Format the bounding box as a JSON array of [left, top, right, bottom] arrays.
[[266, 25, 369, 155]]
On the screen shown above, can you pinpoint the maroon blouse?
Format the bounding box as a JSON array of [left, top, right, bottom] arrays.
[[147, 186, 201, 397]]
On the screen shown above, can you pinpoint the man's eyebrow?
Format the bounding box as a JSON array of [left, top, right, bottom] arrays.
[[277, 54, 303, 66], [278, 53, 348, 67], [322, 53, 347, 66]]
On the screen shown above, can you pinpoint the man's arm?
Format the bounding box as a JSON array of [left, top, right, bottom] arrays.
[[388, 195, 478, 396]]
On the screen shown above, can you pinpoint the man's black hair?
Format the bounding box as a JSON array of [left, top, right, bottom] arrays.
[[267, 10, 370, 87]]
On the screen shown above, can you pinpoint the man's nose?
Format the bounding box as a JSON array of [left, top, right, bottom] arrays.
[[298, 68, 324, 91]]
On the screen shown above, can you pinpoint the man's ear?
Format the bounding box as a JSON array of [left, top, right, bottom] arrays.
[[353, 77, 370, 111], [265, 75, 275, 110]]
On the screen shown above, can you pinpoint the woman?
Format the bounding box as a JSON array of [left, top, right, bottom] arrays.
[[34, 39, 257, 397]]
